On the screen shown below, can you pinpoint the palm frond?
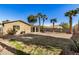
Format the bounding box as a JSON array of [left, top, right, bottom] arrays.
[[65, 10, 78, 17], [42, 14, 48, 20], [50, 18, 57, 23], [27, 15, 37, 24], [37, 13, 43, 18]]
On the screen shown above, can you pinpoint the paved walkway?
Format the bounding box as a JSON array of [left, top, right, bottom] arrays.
[[30, 32, 72, 39], [0, 48, 14, 55], [0, 39, 14, 55]]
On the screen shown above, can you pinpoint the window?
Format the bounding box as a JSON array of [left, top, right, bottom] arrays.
[[13, 25, 20, 30]]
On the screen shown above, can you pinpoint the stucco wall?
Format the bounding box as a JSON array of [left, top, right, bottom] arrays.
[[3, 21, 31, 35]]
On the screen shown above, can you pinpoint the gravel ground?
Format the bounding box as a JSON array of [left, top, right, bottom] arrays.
[[0, 32, 77, 55]]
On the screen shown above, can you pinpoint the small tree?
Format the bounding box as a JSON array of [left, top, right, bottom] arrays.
[[65, 10, 77, 34], [42, 14, 48, 32], [27, 15, 37, 32], [7, 28, 17, 35], [36, 13, 43, 32], [50, 18, 57, 32]]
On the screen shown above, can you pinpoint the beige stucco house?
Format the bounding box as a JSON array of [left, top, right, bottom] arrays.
[[73, 24, 79, 34], [2, 20, 31, 35], [0, 20, 64, 36], [73, 20, 79, 34]]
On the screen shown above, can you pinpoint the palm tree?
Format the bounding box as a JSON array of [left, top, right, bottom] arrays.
[[65, 10, 77, 34], [36, 13, 43, 32], [50, 18, 57, 32], [76, 8, 79, 13], [42, 14, 48, 32], [75, 8, 79, 31], [27, 15, 37, 32]]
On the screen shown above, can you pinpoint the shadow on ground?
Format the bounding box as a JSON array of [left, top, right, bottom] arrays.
[[71, 33, 79, 51]]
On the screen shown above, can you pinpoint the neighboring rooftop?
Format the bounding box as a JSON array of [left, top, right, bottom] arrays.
[[44, 25, 63, 29]]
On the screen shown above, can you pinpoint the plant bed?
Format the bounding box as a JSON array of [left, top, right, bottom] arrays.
[[9, 39, 62, 55]]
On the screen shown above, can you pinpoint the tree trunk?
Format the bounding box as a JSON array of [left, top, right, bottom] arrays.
[[39, 18, 41, 32], [78, 20, 79, 31], [69, 16, 72, 34], [42, 19, 45, 32], [53, 22, 54, 32], [31, 24, 34, 32], [31, 26, 33, 32]]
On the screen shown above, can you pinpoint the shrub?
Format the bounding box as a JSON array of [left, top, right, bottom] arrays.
[[16, 50, 28, 55], [71, 39, 79, 52], [9, 39, 16, 41], [7, 28, 17, 35]]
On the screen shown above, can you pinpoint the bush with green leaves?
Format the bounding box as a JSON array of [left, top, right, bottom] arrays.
[[7, 28, 17, 35]]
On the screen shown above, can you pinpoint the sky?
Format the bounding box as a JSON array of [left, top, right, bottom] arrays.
[[0, 4, 79, 26]]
